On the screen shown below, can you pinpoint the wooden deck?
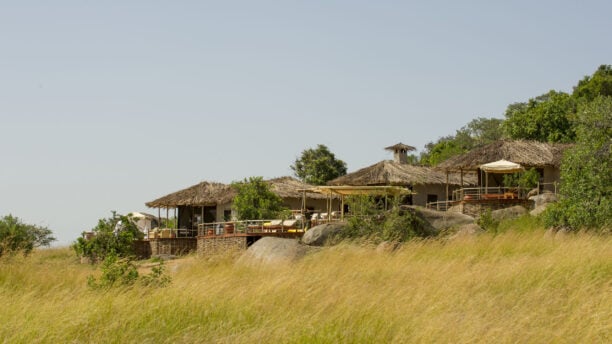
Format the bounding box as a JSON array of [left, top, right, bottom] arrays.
[[198, 231, 304, 239]]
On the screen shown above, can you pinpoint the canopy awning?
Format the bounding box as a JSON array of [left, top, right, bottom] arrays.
[[305, 185, 413, 196], [480, 159, 524, 173]]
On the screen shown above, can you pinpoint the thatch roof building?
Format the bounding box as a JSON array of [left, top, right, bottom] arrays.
[[437, 140, 570, 171], [267, 176, 329, 200], [145, 181, 235, 209], [327, 143, 476, 206], [327, 160, 467, 186], [436, 140, 572, 193], [145, 177, 336, 228], [146, 177, 327, 210]]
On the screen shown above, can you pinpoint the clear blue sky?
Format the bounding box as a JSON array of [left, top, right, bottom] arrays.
[[1, 0, 610, 246]]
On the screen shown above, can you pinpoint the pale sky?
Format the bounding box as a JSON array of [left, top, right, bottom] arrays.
[[1, 0, 610, 246]]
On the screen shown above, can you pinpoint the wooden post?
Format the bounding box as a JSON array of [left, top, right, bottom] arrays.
[[445, 171, 449, 201]]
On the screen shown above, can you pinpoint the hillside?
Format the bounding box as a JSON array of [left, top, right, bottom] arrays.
[[1, 230, 610, 343]]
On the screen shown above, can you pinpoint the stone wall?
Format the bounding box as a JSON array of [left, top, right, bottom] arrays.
[[197, 236, 249, 257], [149, 238, 197, 257]]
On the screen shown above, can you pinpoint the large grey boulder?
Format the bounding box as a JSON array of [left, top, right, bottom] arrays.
[[302, 222, 346, 246], [237, 237, 314, 266], [406, 206, 475, 231], [529, 192, 559, 208], [530, 204, 550, 216], [490, 205, 528, 221]]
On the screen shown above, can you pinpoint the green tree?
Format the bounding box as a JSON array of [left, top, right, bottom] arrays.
[[573, 65, 612, 102], [0, 215, 56, 257], [72, 212, 144, 263], [503, 90, 576, 143], [420, 117, 504, 166], [231, 177, 287, 220], [420, 136, 467, 166], [462, 117, 505, 146], [544, 96, 612, 231], [291, 144, 347, 185], [502, 168, 540, 189]]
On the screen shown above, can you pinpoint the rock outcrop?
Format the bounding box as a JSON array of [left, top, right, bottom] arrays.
[[529, 192, 559, 208], [237, 237, 315, 266], [405, 206, 475, 231], [490, 205, 528, 221], [301, 222, 346, 246]]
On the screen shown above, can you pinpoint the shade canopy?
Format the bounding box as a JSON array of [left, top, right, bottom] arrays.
[[480, 159, 524, 173], [307, 185, 413, 197]]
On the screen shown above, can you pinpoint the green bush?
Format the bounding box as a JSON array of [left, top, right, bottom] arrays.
[[140, 258, 172, 288], [0, 214, 55, 258], [544, 96, 611, 232], [87, 254, 171, 290], [477, 209, 500, 233], [339, 196, 432, 243], [72, 211, 144, 263], [502, 168, 540, 189], [87, 252, 139, 289], [231, 177, 287, 220]]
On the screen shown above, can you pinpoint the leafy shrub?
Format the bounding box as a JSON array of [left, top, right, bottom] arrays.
[[88, 253, 171, 290], [73, 211, 144, 263], [0, 214, 55, 258], [502, 167, 540, 189], [231, 177, 287, 220], [544, 96, 612, 232], [477, 209, 500, 233], [139, 258, 172, 288], [339, 196, 432, 243]]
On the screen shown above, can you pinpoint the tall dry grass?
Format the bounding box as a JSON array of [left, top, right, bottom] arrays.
[[1, 230, 610, 343]]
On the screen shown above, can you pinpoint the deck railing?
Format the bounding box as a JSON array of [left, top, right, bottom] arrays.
[[426, 201, 454, 212], [451, 186, 531, 202], [425, 183, 560, 211], [196, 218, 342, 237]]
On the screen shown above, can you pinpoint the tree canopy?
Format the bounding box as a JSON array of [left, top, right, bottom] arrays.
[[502, 90, 576, 143], [544, 96, 612, 231], [0, 214, 56, 257], [572, 65, 612, 102], [420, 117, 504, 166], [231, 177, 287, 220], [291, 144, 347, 185]]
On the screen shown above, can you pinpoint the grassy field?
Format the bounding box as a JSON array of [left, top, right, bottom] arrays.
[[1, 229, 610, 343]]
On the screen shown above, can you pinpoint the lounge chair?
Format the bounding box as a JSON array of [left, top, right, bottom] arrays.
[[263, 220, 284, 232]]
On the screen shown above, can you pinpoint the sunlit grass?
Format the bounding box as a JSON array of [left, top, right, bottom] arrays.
[[1, 229, 610, 343]]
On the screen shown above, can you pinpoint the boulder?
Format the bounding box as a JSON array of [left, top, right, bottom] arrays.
[[530, 204, 549, 216], [529, 192, 559, 208], [490, 205, 528, 221], [302, 222, 346, 246], [405, 206, 475, 231], [237, 237, 315, 266]]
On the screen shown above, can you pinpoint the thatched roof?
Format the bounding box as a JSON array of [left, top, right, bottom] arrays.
[[145, 181, 235, 208], [266, 176, 329, 199], [437, 140, 572, 171], [327, 160, 473, 186], [385, 143, 416, 152], [146, 176, 327, 208]]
